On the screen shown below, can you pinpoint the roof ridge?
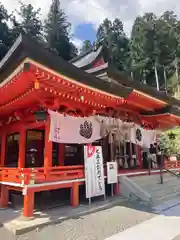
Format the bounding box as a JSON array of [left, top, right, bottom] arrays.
[[0, 34, 22, 70], [69, 45, 102, 63]]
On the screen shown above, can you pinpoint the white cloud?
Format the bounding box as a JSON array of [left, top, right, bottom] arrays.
[[1, 0, 180, 39], [71, 37, 83, 50], [1, 0, 50, 18]]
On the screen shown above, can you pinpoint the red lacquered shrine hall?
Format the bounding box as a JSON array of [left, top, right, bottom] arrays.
[[0, 34, 180, 218]]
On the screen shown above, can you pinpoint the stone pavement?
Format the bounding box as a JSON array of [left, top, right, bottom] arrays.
[[1, 196, 127, 235], [2, 196, 180, 239], [0, 201, 155, 240], [106, 201, 180, 240]]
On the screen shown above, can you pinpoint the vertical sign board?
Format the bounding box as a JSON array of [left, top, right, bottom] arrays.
[[84, 145, 105, 199], [107, 162, 118, 184]]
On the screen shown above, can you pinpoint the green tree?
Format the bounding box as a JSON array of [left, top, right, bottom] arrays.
[[0, 2, 13, 60], [11, 1, 43, 39], [130, 13, 159, 87], [158, 128, 180, 156], [44, 0, 77, 60], [80, 40, 93, 53], [130, 11, 179, 90], [69, 41, 78, 59], [96, 18, 130, 72]]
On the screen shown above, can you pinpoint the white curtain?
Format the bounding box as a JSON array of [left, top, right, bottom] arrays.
[[130, 124, 156, 148], [48, 110, 101, 144]]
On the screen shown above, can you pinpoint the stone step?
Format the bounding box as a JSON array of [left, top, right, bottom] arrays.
[[154, 192, 180, 206], [145, 184, 180, 195], [133, 175, 179, 185], [133, 175, 179, 187], [129, 173, 180, 207], [151, 191, 180, 201], [137, 181, 180, 192]]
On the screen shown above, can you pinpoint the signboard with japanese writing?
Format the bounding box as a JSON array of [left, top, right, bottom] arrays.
[[107, 162, 118, 184], [84, 145, 105, 199]]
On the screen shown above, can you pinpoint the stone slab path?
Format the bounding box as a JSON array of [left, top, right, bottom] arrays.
[[106, 201, 180, 240], [0, 202, 155, 240]]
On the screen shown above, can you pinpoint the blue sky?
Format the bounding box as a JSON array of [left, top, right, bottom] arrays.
[[74, 23, 96, 44], [1, 0, 180, 49]]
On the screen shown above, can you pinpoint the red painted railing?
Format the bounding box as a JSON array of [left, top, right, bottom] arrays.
[[0, 168, 22, 183], [0, 165, 85, 185], [165, 161, 180, 169]]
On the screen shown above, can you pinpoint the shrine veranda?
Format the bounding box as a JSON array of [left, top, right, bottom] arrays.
[[0, 34, 180, 217]]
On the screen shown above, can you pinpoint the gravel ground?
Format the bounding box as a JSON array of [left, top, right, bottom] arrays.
[[0, 203, 155, 240]]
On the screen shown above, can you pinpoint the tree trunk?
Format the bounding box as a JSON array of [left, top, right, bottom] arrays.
[[131, 71, 133, 80], [163, 67, 167, 94], [143, 70, 146, 84], [175, 58, 179, 82], [154, 64, 160, 91]]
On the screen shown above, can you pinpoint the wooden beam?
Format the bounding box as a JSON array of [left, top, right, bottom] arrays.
[[0, 118, 45, 135]]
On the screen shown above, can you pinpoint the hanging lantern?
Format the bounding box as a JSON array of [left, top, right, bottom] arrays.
[[34, 110, 47, 121]]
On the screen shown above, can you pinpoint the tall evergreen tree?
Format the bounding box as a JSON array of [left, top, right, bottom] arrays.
[[0, 2, 13, 60], [80, 40, 93, 53], [11, 1, 43, 39], [130, 12, 179, 90], [44, 0, 77, 60], [96, 18, 130, 72]]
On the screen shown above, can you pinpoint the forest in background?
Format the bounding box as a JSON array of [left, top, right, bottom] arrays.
[[1, 0, 180, 94]]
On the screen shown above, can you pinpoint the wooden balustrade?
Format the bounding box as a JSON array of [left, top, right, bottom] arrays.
[[0, 168, 22, 183], [165, 161, 180, 169], [0, 165, 85, 185]]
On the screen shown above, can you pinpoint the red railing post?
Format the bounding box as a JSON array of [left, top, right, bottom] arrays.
[[0, 185, 9, 208], [71, 182, 79, 207]]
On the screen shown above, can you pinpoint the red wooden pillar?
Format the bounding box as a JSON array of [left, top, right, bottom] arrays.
[[71, 182, 79, 207], [0, 131, 6, 167], [23, 189, 34, 217], [44, 117, 52, 173], [0, 185, 9, 208], [58, 144, 65, 166], [18, 128, 26, 169]]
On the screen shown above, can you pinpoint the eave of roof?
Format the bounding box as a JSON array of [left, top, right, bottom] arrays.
[[0, 34, 132, 100], [140, 105, 180, 116], [70, 48, 94, 63], [2, 34, 180, 122], [71, 46, 103, 69], [107, 67, 180, 107], [88, 64, 180, 106]]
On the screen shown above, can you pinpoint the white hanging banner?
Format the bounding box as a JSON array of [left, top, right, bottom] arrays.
[[48, 110, 101, 144], [130, 125, 156, 148], [107, 162, 118, 184], [84, 145, 105, 199]]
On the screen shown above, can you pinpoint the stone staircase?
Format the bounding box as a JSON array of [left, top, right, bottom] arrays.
[[132, 173, 180, 206]]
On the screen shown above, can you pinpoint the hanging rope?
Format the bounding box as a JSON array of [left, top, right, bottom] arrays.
[[95, 116, 134, 145]]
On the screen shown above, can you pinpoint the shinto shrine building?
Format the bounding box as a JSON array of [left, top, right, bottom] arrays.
[[0, 34, 180, 218]]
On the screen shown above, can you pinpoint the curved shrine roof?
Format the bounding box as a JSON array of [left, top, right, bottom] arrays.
[[71, 46, 103, 69], [0, 35, 132, 99], [0, 34, 180, 129]]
